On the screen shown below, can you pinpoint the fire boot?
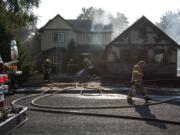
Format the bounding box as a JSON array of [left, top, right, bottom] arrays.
[[127, 96, 134, 103]]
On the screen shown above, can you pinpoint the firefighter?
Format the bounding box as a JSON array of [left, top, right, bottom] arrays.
[[42, 58, 51, 83], [127, 60, 151, 103], [82, 57, 94, 75]]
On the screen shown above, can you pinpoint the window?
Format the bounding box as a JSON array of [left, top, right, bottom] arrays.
[[53, 32, 64, 42], [154, 49, 166, 63]]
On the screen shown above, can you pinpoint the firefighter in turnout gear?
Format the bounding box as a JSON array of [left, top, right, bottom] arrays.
[[127, 60, 151, 103], [42, 59, 51, 83], [82, 57, 94, 75]]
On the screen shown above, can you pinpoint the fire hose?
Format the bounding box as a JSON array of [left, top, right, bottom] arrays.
[[11, 84, 180, 126]]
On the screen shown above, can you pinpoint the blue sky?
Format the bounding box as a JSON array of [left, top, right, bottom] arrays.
[[34, 0, 180, 28]]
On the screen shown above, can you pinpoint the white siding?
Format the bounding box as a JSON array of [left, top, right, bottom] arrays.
[[41, 30, 76, 50]]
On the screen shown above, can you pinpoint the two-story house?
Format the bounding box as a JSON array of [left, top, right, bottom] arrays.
[[39, 14, 112, 72]]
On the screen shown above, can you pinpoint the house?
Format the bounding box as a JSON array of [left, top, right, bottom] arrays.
[[39, 14, 112, 72], [105, 16, 180, 79]]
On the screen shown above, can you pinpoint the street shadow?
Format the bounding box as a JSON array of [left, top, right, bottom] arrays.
[[134, 105, 167, 129]]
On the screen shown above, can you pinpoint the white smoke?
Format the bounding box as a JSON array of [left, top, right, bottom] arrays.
[[90, 11, 112, 46], [91, 10, 129, 45], [92, 11, 112, 26], [161, 11, 180, 43]]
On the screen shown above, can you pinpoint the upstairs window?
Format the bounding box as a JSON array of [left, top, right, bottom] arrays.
[[53, 32, 64, 42]]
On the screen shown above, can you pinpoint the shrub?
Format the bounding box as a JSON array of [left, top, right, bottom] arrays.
[[18, 41, 34, 81]]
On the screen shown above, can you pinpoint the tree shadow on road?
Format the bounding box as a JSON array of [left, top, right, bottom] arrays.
[[134, 105, 167, 129]]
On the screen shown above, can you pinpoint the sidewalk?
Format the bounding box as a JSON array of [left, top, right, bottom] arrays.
[[20, 73, 180, 95]]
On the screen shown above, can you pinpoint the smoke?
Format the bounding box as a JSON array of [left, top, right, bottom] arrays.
[[160, 11, 180, 43], [91, 10, 129, 45], [90, 11, 112, 46], [92, 11, 112, 26]]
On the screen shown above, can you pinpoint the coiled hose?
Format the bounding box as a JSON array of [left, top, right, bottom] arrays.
[[11, 84, 180, 126]]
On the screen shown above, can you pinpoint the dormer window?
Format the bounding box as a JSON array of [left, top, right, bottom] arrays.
[[53, 32, 64, 42]]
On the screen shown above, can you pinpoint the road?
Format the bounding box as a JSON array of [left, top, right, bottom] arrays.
[[4, 86, 180, 135]]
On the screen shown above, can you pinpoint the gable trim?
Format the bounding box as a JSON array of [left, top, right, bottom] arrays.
[[39, 14, 76, 32]]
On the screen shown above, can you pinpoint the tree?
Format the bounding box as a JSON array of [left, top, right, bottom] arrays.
[[4, 0, 40, 29], [77, 7, 96, 20], [0, 0, 41, 81], [156, 10, 180, 43], [66, 39, 76, 60]]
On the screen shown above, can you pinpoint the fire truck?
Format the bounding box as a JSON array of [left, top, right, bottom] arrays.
[[0, 56, 10, 109], [0, 38, 21, 96], [0, 40, 27, 134]]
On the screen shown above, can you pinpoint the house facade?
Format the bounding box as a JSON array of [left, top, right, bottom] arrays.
[[39, 14, 112, 72], [105, 16, 180, 79]]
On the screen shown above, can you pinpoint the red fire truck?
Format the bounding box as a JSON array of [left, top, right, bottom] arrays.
[[0, 58, 9, 109], [0, 38, 21, 108], [0, 60, 21, 107], [0, 40, 27, 134]]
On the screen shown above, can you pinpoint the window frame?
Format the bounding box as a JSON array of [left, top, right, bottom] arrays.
[[52, 32, 65, 43]]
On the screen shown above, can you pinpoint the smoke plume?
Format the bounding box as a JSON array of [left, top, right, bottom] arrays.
[[91, 10, 129, 45]]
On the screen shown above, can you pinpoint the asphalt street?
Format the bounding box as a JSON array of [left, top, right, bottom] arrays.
[[4, 86, 180, 135]]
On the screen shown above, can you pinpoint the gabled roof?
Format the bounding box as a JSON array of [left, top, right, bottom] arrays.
[[67, 19, 92, 32], [39, 14, 75, 32], [39, 14, 112, 33], [107, 16, 180, 49]]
